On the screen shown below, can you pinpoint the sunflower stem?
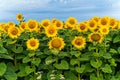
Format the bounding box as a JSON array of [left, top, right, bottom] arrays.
[[96, 48, 99, 80], [78, 62, 81, 80]]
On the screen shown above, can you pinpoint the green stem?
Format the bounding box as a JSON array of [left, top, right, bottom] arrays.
[[78, 61, 81, 80], [96, 48, 99, 80], [14, 54, 16, 67]]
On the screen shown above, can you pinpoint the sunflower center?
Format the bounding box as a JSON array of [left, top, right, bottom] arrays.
[[110, 20, 115, 26], [102, 28, 107, 33], [43, 22, 49, 27], [51, 39, 61, 48], [75, 39, 83, 45], [80, 24, 85, 30], [56, 22, 61, 27], [11, 28, 18, 35], [48, 29, 55, 34], [18, 15, 22, 19], [28, 22, 36, 29], [91, 34, 101, 41], [30, 40, 36, 47], [89, 22, 95, 27], [21, 24, 25, 29], [69, 19, 75, 25], [101, 19, 107, 25]]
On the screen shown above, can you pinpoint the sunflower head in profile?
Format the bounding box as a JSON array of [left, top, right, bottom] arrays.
[[54, 20, 63, 30], [45, 24, 57, 37], [66, 17, 77, 28], [88, 33, 103, 43], [41, 19, 51, 29], [72, 36, 86, 49], [87, 19, 97, 31], [77, 22, 88, 33], [99, 27, 109, 35], [8, 26, 21, 39], [48, 37, 65, 50], [19, 22, 26, 32], [26, 20, 38, 32], [16, 13, 23, 21], [98, 16, 110, 27], [109, 18, 118, 29], [3, 24, 9, 33], [26, 38, 39, 51]]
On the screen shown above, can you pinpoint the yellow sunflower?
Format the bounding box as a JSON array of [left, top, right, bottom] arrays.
[[91, 16, 100, 23], [41, 19, 51, 29], [88, 33, 103, 43], [8, 26, 21, 39], [72, 36, 86, 49], [87, 19, 97, 31], [26, 38, 39, 51], [16, 13, 23, 21], [3, 24, 9, 33], [99, 27, 109, 35], [109, 18, 118, 29], [48, 37, 65, 50], [45, 24, 57, 37], [26, 20, 38, 32], [77, 22, 88, 33], [19, 22, 26, 32], [8, 22, 15, 27], [66, 17, 77, 28], [52, 18, 58, 23], [98, 16, 110, 27], [118, 21, 120, 29], [54, 20, 63, 30]]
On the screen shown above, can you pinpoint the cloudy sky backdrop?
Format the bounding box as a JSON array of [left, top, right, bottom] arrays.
[[0, 0, 120, 22]]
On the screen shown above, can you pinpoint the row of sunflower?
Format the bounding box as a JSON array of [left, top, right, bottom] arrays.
[[0, 13, 120, 80]]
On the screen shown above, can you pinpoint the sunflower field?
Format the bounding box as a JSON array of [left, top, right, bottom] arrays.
[[0, 14, 120, 80]]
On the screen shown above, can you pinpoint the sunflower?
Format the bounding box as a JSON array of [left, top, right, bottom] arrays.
[[41, 19, 51, 29], [26, 38, 39, 51], [8, 22, 15, 27], [87, 19, 97, 31], [91, 16, 100, 22], [26, 20, 38, 32], [88, 33, 103, 43], [54, 20, 63, 30], [109, 18, 118, 29], [19, 22, 26, 32], [52, 18, 58, 23], [66, 17, 77, 28], [3, 24, 9, 33], [77, 22, 88, 33], [98, 16, 110, 27], [45, 24, 57, 37], [16, 13, 23, 21], [48, 37, 65, 50], [99, 27, 109, 35], [8, 26, 21, 39], [72, 36, 86, 49]]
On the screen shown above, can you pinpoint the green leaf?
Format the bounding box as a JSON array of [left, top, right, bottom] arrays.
[[117, 47, 120, 54], [113, 35, 120, 43], [0, 54, 13, 60], [12, 45, 23, 53], [102, 64, 112, 73], [45, 56, 56, 65], [0, 63, 7, 76], [75, 65, 85, 73], [23, 56, 31, 63], [70, 51, 81, 57], [103, 53, 112, 59], [25, 66, 35, 75], [54, 60, 69, 70], [110, 48, 117, 54], [0, 47, 8, 54], [70, 59, 78, 66], [90, 73, 97, 80], [31, 58, 41, 67], [64, 71, 78, 80], [90, 59, 102, 68], [4, 66, 17, 80]]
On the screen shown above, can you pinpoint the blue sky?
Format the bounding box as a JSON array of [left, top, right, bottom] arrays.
[[0, 0, 120, 23]]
